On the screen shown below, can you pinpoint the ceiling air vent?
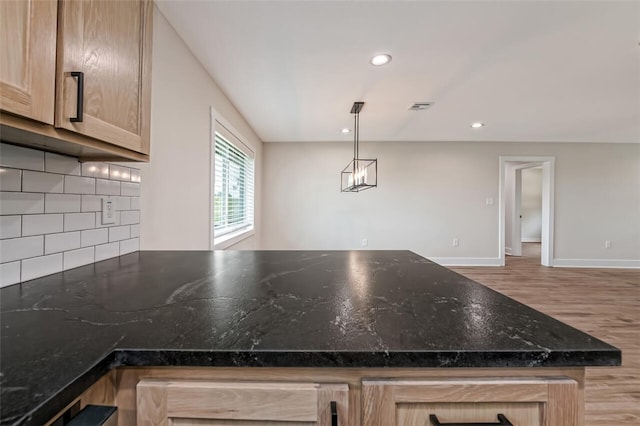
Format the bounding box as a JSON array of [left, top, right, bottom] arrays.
[[408, 102, 433, 111]]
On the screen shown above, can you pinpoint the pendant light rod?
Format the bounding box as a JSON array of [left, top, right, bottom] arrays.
[[351, 102, 364, 162], [354, 110, 358, 163]]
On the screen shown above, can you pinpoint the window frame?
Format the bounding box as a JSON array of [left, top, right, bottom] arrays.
[[211, 109, 255, 249]]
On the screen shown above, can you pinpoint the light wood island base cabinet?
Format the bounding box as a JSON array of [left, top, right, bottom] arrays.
[[44, 367, 585, 425], [113, 367, 584, 426]]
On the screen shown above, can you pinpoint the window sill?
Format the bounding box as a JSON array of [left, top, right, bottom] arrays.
[[214, 227, 255, 250]]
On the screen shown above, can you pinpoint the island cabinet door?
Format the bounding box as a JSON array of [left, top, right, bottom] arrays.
[[362, 377, 579, 426], [137, 379, 349, 426]]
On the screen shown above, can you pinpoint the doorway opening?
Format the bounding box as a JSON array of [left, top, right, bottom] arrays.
[[499, 157, 555, 267], [519, 167, 543, 262]]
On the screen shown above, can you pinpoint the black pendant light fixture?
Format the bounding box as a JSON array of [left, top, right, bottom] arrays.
[[341, 102, 377, 192]]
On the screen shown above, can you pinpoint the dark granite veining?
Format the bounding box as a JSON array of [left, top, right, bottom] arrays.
[[1, 250, 620, 425]]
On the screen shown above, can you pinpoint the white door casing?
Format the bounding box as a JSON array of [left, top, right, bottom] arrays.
[[499, 157, 555, 267]]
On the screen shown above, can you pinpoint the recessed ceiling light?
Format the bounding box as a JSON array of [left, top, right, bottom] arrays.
[[341, 128, 351, 134], [370, 54, 392, 66], [471, 122, 484, 128]]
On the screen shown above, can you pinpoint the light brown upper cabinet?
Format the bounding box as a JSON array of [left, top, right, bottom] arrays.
[[0, 0, 152, 161], [55, 0, 153, 155], [0, 0, 57, 124]]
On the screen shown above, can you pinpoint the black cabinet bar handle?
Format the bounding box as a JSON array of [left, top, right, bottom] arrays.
[[70, 71, 84, 122], [331, 401, 338, 426], [430, 414, 513, 426]]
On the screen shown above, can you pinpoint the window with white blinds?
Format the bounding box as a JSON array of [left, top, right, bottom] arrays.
[[213, 127, 254, 241]]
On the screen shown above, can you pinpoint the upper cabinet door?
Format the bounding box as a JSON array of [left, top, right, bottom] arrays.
[[0, 0, 57, 124], [55, 0, 153, 155]]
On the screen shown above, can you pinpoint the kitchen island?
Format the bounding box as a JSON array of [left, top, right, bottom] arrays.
[[0, 251, 620, 425]]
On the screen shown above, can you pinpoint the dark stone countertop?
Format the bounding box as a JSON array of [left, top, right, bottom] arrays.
[[0, 250, 620, 425]]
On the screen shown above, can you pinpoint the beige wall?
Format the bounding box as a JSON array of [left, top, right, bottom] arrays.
[[262, 141, 640, 266], [143, 6, 639, 266], [140, 7, 262, 250]]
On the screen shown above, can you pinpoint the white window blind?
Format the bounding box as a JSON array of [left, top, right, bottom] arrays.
[[213, 126, 254, 241]]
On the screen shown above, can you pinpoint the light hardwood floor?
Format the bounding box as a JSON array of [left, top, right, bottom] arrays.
[[452, 243, 640, 426]]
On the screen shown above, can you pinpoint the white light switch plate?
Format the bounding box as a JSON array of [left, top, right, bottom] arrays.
[[102, 198, 116, 225]]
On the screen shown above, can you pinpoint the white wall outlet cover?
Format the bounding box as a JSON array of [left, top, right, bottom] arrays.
[[102, 198, 116, 225]]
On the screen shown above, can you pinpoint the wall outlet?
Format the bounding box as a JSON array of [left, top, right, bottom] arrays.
[[361, 238, 368, 247], [485, 197, 494, 205], [605, 240, 611, 249], [452, 238, 459, 247], [102, 198, 116, 225]]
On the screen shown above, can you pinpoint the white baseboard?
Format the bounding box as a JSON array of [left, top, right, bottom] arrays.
[[521, 237, 541, 243], [429, 257, 502, 267], [553, 258, 640, 269], [505, 247, 512, 256]]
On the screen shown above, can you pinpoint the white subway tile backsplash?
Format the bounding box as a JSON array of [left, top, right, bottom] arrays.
[[95, 242, 119, 262], [96, 179, 120, 195], [81, 228, 108, 247], [45, 193, 81, 213], [130, 197, 140, 210], [82, 162, 110, 179], [0, 144, 44, 171], [81, 195, 103, 212], [23, 214, 63, 236], [64, 212, 95, 231], [109, 165, 131, 182], [64, 175, 96, 194], [114, 196, 130, 211], [64, 247, 95, 270], [95, 211, 120, 228], [45, 231, 80, 254], [120, 238, 139, 255], [0, 216, 21, 239], [45, 153, 81, 176], [21, 253, 63, 282], [0, 192, 44, 215], [0, 261, 21, 287], [121, 182, 140, 196], [0, 143, 140, 285], [22, 170, 64, 193], [120, 210, 140, 225], [109, 225, 130, 242], [0, 168, 21, 191], [0, 236, 43, 263]]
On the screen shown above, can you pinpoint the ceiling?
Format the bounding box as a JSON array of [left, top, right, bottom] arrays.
[[157, 1, 640, 144]]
